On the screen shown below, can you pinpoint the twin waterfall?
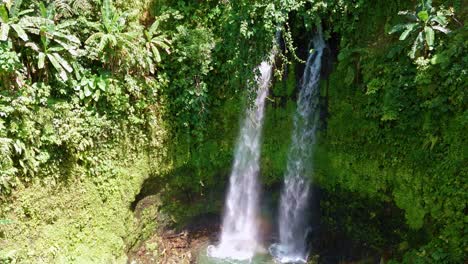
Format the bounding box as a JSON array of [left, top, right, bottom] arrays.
[[272, 29, 325, 263], [208, 29, 325, 263], [207, 58, 273, 260]]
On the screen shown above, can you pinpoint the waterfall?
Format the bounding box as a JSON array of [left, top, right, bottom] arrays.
[[270, 28, 325, 263], [207, 55, 274, 261]]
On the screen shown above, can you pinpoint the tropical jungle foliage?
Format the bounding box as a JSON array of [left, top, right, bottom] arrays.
[[1, 0, 466, 263]]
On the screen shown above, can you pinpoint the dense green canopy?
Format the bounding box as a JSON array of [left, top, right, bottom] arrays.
[[0, 0, 466, 263]]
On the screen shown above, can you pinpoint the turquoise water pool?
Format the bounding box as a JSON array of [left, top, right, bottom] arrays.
[[197, 245, 276, 264]]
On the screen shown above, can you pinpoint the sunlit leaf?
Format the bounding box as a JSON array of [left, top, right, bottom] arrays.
[[424, 26, 434, 48], [417, 10, 429, 22], [53, 52, 72, 72], [84, 86, 92, 97], [151, 45, 161, 62], [410, 31, 423, 58], [432, 25, 450, 34], [431, 15, 447, 26], [38, 52, 45, 69], [11, 23, 28, 40], [47, 53, 67, 81], [25, 41, 40, 51], [399, 24, 417, 40], [97, 78, 106, 91], [0, 5, 9, 23], [0, 23, 10, 41]]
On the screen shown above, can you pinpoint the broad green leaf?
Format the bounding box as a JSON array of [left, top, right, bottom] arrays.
[[431, 15, 447, 26], [21, 20, 41, 35], [52, 53, 72, 72], [48, 46, 65, 52], [151, 45, 161, 62], [0, 23, 10, 41], [11, 23, 28, 40], [38, 52, 45, 69], [84, 86, 92, 97], [72, 61, 81, 79], [389, 23, 407, 34], [144, 30, 150, 40], [78, 89, 84, 99], [97, 78, 106, 91], [153, 39, 170, 51], [38, 2, 47, 18], [52, 30, 80, 45], [424, 26, 434, 48], [47, 53, 67, 81], [25, 41, 39, 51], [417, 10, 429, 22], [148, 20, 159, 35], [17, 9, 34, 17], [93, 89, 100, 102], [0, 4, 9, 23], [146, 56, 154, 74], [102, 0, 113, 30], [399, 24, 417, 40], [432, 25, 450, 34], [424, 0, 433, 10], [410, 31, 423, 59]]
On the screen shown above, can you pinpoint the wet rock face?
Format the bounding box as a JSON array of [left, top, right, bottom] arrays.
[[256, 215, 273, 246], [128, 213, 220, 264]]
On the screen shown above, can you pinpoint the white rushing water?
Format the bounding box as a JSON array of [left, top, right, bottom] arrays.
[[207, 55, 274, 261], [270, 28, 325, 263]]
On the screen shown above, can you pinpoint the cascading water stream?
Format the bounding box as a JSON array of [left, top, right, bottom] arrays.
[[207, 54, 274, 261], [270, 28, 325, 263]]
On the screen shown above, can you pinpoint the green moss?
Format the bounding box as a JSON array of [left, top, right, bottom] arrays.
[[261, 99, 295, 184], [0, 154, 154, 263], [272, 63, 296, 98]]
